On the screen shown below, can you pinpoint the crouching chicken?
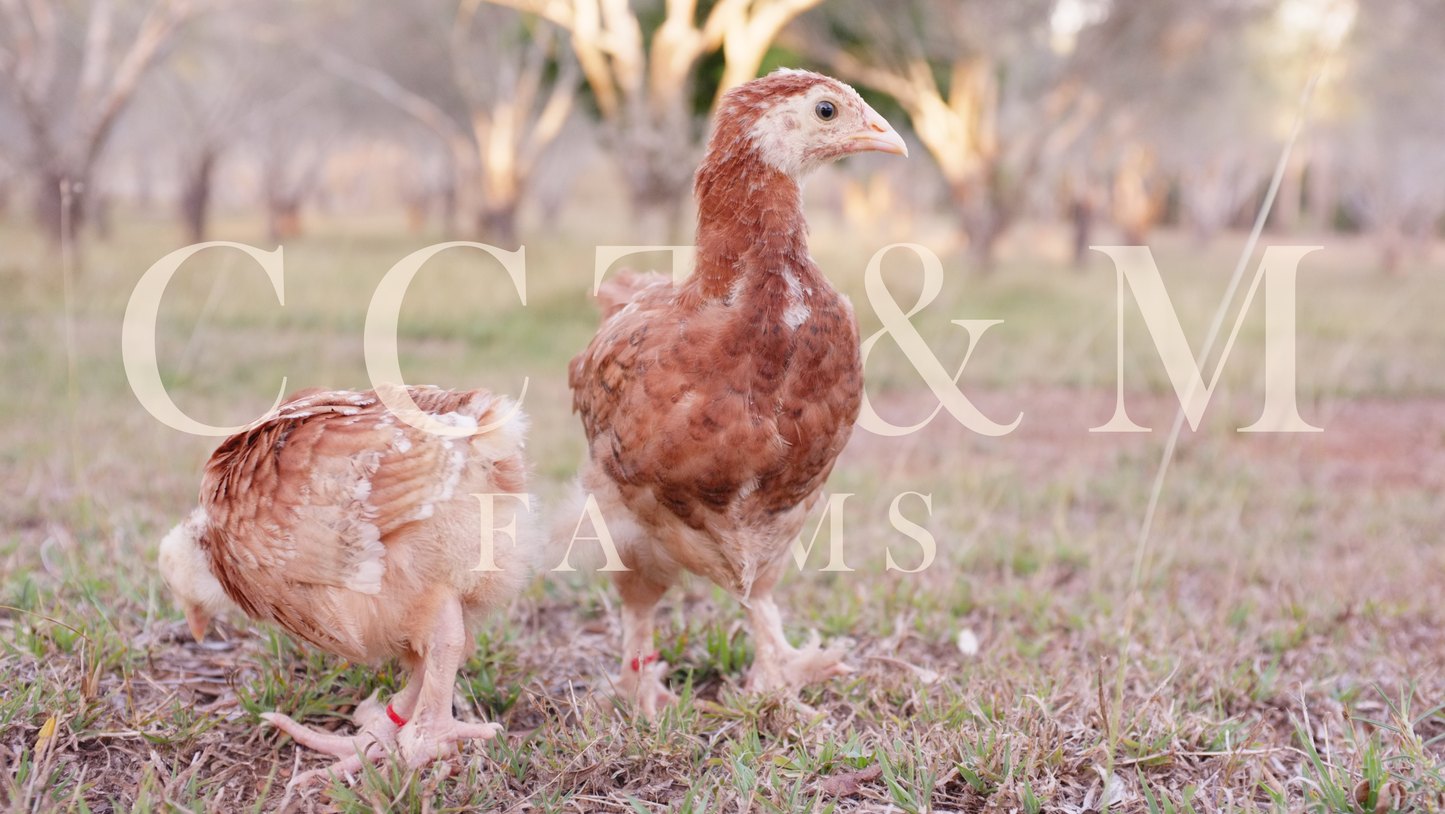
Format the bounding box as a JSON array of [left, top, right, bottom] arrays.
[[158, 384, 536, 783], [568, 69, 908, 716]]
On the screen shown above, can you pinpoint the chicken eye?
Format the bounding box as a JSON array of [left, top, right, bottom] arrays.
[[815, 100, 837, 121]]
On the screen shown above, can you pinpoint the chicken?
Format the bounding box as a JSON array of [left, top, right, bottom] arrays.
[[158, 384, 536, 783], [568, 69, 907, 715]]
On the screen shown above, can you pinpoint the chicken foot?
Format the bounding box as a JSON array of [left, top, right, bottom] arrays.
[[261, 680, 417, 784], [263, 596, 502, 786], [743, 560, 852, 694]]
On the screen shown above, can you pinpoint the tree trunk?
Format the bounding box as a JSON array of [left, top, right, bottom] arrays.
[[614, 110, 695, 243], [180, 148, 217, 244], [1071, 193, 1094, 270], [266, 196, 302, 243], [263, 151, 321, 243], [404, 190, 429, 234], [478, 200, 520, 250], [630, 182, 689, 244], [1305, 156, 1336, 234], [1378, 223, 1403, 275], [92, 193, 111, 241], [1113, 148, 1161, 246], [135, 157, 154, 212], [949, 176, 1005, 272], [1272, 153, 1303, 234], [440, 183, 458, 240], [961, 198, 1001, 271]]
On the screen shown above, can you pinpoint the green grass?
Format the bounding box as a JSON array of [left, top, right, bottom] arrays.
[[2, 191, 1445, 812]]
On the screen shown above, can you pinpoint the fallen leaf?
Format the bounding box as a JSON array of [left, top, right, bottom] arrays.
[[33, 716, 58, 765], [1094, 768, 1129, 809], [1356, 779, 1406, 814], [822, 764, 882, 796]]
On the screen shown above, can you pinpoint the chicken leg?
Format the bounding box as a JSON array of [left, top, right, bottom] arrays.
[[396, 594, 503, 765], [262, 595, 502, 785], [742, 558, 852, 693], [612, 569, 677, 717]]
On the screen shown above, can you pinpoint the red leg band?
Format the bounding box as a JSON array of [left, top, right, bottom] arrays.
[[386, 703, 408, 727], [629, 650, 660, 672]]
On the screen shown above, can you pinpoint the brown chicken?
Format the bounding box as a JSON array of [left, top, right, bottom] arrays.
[[158, 384, 535, 783], [569, 69, 907, 714]]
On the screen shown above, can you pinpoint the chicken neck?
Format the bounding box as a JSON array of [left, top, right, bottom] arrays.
[[687, 149, 825, 307]]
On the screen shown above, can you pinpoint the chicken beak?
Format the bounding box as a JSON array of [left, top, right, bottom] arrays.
[[846, 104, 908, 157], [185, 604, 211, 643]]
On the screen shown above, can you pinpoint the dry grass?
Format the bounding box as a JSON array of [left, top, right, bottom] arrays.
[[3, 186, 1445, 813]]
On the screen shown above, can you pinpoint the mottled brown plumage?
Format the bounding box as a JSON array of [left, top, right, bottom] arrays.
[[568, 69, 907, 713], [159, 384, 536, 782]]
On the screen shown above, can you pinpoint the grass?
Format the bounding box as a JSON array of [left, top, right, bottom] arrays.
[[2, 173, 1445, 812]]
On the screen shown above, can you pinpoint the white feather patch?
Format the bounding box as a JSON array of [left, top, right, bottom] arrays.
[[344, 523, 386, 594], [749, 107, 808, 178], [432, 412, 479, 430], [781, 270, 810, 329], [412, 438, 467, 522]]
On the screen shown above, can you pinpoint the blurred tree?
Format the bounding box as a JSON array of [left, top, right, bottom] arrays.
[[793, 0, 1344, 262], [254, 102, 330, 243], [1110, 142, 1165, 244], [1330, 0, 1445, 272], [1178, 152, 1262, 244], [320, 0, 581, 248], [1077, 0, 1321, 246], [0, 152, 14, 221], [790, 0, 1097, 269], [159, 20, 257, 242], [483, 0, 828, 241], [1057, 164, 1105, 267], [0, 0, 199, 242]]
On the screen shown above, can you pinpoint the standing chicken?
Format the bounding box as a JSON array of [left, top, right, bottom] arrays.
[[569, 69, 907, 714], [158, 384, 535, 782]]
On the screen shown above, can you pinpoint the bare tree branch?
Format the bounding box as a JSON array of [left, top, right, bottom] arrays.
[[478, 0, 826, 239], [0, 0, 201, 239], [84, 0, 197, 168], [77, 0, 115, 113], [313, 47, 472, 156], [715, 0, 827, 95]]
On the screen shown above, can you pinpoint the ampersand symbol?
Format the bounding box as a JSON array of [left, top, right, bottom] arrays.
[[857, 244, 1023, 437]]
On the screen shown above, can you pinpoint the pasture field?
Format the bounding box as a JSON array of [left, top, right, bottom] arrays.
[[2, 185, 1444, 812]]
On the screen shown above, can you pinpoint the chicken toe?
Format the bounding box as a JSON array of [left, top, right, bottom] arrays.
[[261, 682, 416, 761], [744, 593, 852, 693], [615, 655, 678, 718], [262, 683, 422, 789], [396, 716, 503, 769]]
